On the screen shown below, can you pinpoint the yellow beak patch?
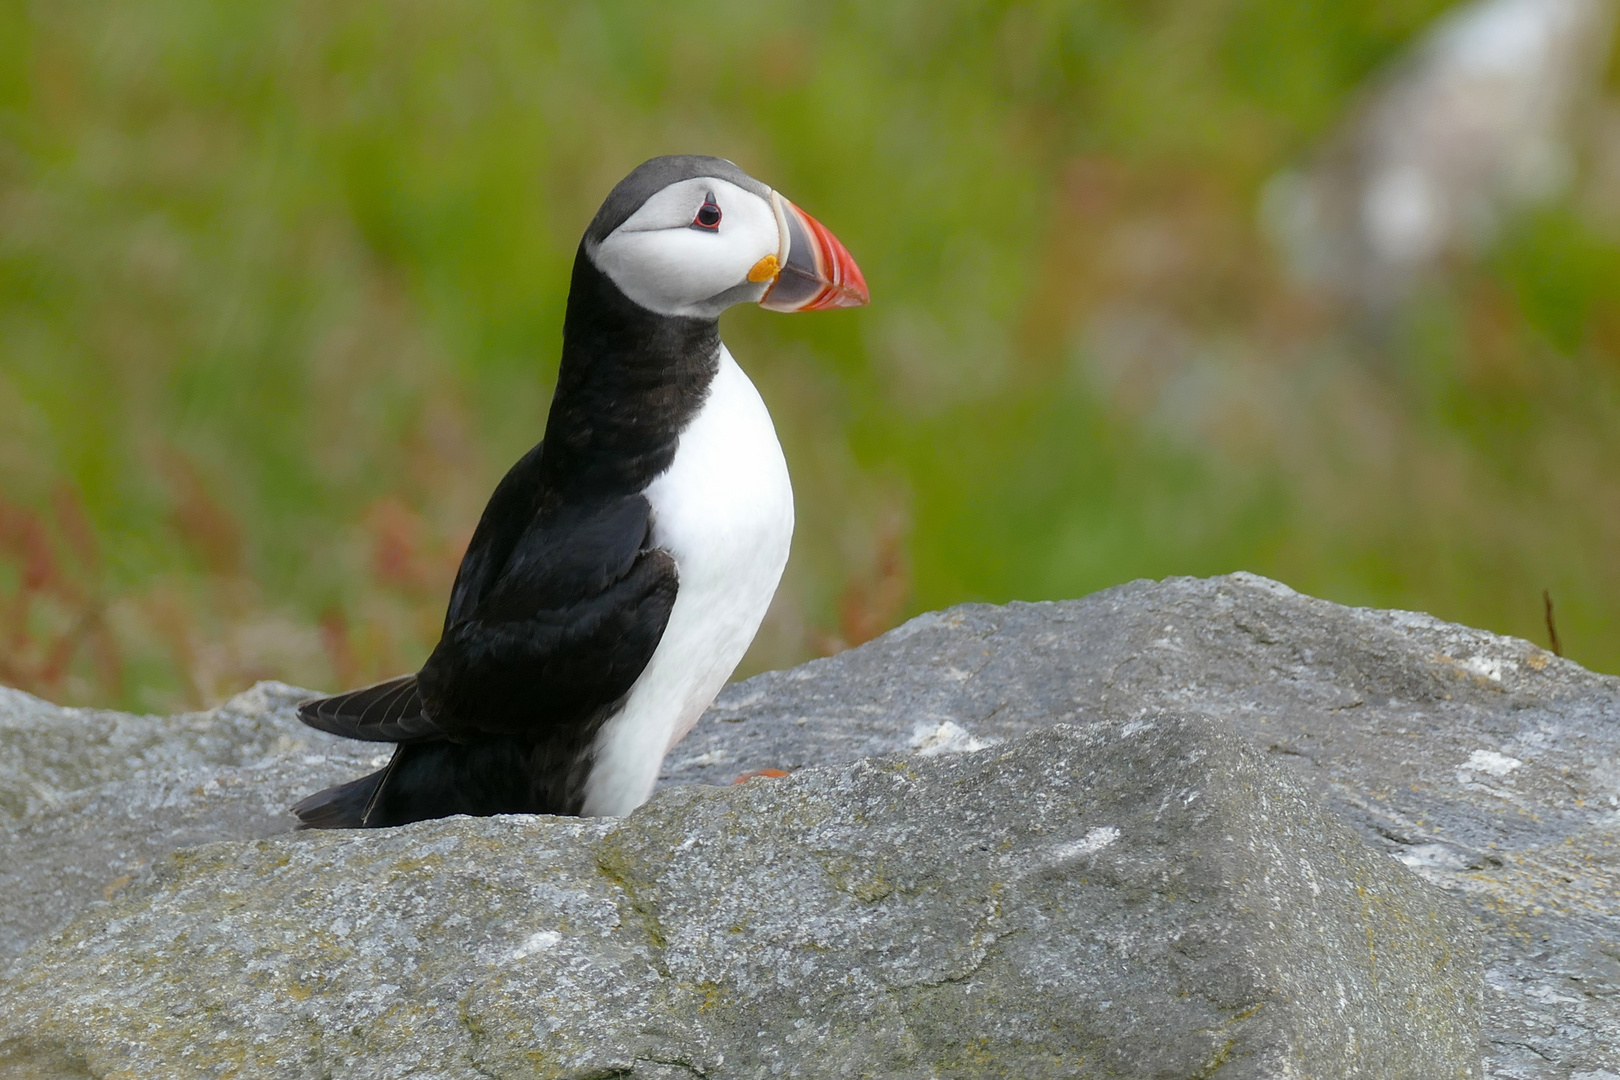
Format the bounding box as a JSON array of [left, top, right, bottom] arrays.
[[747, 254, 781, 283]]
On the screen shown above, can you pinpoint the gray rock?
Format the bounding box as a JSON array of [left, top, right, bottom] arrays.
[[0, 682, 382, 960], [675, 574, 1620, 1078], [0, 680, 320, 817], [0, 717, 1483, 1079], [0, 572, 1614, 1076]]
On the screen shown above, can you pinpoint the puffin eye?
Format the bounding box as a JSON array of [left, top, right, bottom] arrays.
[[692, 196, 721, 231]]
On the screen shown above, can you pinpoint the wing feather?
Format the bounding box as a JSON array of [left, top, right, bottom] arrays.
[[298, 675, 445, 743], [417, 547, 677, 740], [300, 488, 675, 747]]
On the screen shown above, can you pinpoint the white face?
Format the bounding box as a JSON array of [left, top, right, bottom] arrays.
[[588, 177, 784, 319]]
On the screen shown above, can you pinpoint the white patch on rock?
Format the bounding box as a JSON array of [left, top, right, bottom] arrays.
[[508, 930, 560, 961], [1464, 749, 1523, 777], [1395, 843, 1472, 871], [1050, 826, 1121, 862], [669, 749, 733, 770], [909, 720, 997, 757], [1461, 655, 1511, 682]]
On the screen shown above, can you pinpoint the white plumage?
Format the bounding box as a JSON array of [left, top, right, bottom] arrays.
[[580, 346, 793, 815]]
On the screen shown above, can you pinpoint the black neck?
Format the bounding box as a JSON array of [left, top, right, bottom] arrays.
[[537, 245, 720, 505]]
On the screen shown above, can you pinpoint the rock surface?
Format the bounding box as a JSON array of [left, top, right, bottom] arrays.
[[673, 574, 1620, 1080], [0, 572, 1616, 1077], [0, 717, 1482, 1079], [0, 682, 381, 961]]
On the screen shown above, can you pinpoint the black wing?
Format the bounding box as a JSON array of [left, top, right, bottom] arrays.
[[443, 439, 547, 629], [416, 493, 678, 740], [298, 675, 441, 743], [298, 452, 678, 747], [297, 439, 556, 745]]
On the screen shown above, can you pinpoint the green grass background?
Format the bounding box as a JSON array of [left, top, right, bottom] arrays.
[[2, 0, 1618, 711]]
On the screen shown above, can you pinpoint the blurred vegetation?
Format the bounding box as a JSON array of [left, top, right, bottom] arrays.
[[2, 0, 1618, 713]]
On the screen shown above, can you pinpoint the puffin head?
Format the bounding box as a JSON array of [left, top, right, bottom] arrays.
[[583, 155, 869, 320]]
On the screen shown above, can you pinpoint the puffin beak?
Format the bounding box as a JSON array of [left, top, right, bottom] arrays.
[[753, 192, 870, 312]]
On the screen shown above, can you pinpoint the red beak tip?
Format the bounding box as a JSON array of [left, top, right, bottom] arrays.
[[822, 237, 870, 309], [832, 285, 870, 308]]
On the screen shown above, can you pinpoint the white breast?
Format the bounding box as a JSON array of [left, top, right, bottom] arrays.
[[579, 346, 794, 816]]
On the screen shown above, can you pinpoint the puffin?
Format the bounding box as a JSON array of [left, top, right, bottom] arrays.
[[291, 155, 868, 829]]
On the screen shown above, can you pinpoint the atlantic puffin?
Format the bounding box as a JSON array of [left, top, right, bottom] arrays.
[[291, 156, 867, 829]]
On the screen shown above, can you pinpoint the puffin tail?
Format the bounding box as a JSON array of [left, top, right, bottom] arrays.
[[290, 763, 391, 830]]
